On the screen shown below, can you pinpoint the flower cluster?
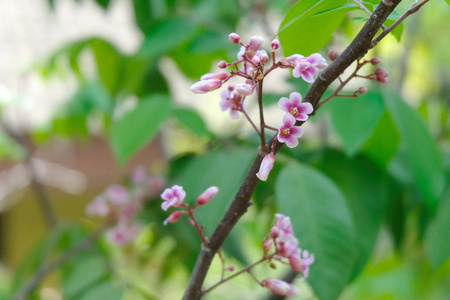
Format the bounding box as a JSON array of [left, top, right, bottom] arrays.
[[85, 166, 165, 246], [263, 214, 314, 285], [161, 185, 219, 226]]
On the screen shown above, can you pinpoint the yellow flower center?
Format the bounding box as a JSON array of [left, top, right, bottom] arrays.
[[290, 107, 299, 117], [281, 128, 290, 136]]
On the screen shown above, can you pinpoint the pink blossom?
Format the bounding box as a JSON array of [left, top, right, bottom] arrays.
[[106, 222, 140, 246], [291, 53, 327, 83], [161, 185, 186, 211], [277, 114, 304, 148], [106, 185, 128, 205], [256, 153, 275, 181], [263, 278, 299, 297], [219, 88, 245, 119], [271, 39, 280, 50], [289, 250, 315, 279], [263, 239, 274, 252], [85, 195, 110, 217], [196, 186, 219, 205], [164, 211, 182, 225], [247, 36, 264, 59], [200, 72, 229, 81], [278, 92, 313, 121], [235, 83, 254, 96], [190, 79, 222, 94], [280, 54, 303, 66]]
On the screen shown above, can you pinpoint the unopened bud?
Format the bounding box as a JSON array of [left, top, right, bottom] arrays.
[[269, 226, 280, 239], [263, 278, 299, 297], [190, 79, 222, 94], [328, 50, 338, 61], [227, 83, 235, 91], [164, 211, 182, 225], [247, 36, 264, 59], [357, 87, 368, 94], [196, 186, 219, 205], [375, 68, 389, 79], [200, 72, 228, 81], [370, 57, 381, 65], [271, 39, 280, 50], [377, 77, 388, 83], [256, 153, 275, 181], [228, 265, 235, 272], [260, 52, 269, 63], [263, 239, 274, 252], [235, 83, 255, 96], [218, 60, 228, 69], [229, 33, 241, 44]]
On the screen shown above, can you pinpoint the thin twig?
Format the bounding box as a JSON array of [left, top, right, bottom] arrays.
[[12, 222, 112, 300], [371, 0, 429, 47]]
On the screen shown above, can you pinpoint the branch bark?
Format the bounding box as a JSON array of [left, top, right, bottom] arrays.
[[182, 1, 403, 299]]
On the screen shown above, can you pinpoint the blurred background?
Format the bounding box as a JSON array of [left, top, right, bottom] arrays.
[[0, 0, 449, 299]]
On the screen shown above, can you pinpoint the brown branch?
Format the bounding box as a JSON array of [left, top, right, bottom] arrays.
[[11, 222, 111, 300], [182, 1, 404, 299], [353, 0, 388, 30]]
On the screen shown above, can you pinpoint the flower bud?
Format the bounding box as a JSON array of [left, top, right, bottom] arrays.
[[196, 186, 219, 205], [263, 239, 274, 252], [370, 57, 381, 65], [235, 83, 255, 96], [218, 60, 228, 69], [164, 211, 182, 225], [256, 153, 275, 181], [328, 50, 338, 61], [200, 72, 228, 81], [229, 33, 241, 44], [263, 278, 299, 297], [374, 68, 389, 78], [227, 83, 235, 91], [271, 39, 280, 50], [260, 52, 269, 63], [227, 265, 235, 272], [357, 87, 368, 94], [247, 36, 264, 59], [190, 79, 222, 94], [377, 77, 388, 83]]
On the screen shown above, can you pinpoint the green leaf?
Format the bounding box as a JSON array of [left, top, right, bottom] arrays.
[[314, 150, 388, 281], [138, 18, 197, 59], [279, 0, 356, 55], [446, 0, 450, 6], [361, 110, 401, 168], [327, 91, 384, 156], [110, 95, 171, 165], [173, 108, 210, 137], [91, 39, 123, 96], [425, 187, 450, 269], [78, 281, 123, 300], [275, 163, 354, 300], [384, 91, 445, 209]]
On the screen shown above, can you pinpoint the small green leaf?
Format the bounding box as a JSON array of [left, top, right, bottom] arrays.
[[327, 91, 384, 156], [110, 95, 171, 165], [425, 187, 450, 269], [384, 91, 445, 209], [279, 0, 356, 55], [173, 108, 210, 137], [91, 39, 123, 96], [276, 163, 354, 300]]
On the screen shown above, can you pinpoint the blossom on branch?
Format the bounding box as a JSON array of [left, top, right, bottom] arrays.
[[263, 278, 299, 297], [278, 92, 313, 121], [277, 114, 304, 148], [161, 185, 186, 210], [256, 153, 275, 181]]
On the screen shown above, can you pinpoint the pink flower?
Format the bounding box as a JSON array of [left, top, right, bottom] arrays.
[[85, 195, 110, 217], [106, 222, 140, 246], [161, 185, 186, 211], [200, 72, 229, 81], [289, 250, 315, 279], [292, 53, 327, 83], [196, 186, 219, 205], [256, 153, 275, 181], [190, 79, 222, 94], [106, 185, 128, 205], [263, 278, 299, 297], [278, 92, 313, 121], [277, 114, 304, 148], [219, 87, 245, 119], [235, 83, 254, 96], [247, 36, 264, 59]]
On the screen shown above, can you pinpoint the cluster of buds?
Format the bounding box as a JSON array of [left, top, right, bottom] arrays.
[[161, 185, 219, 226], [85, 166, 165, 246]]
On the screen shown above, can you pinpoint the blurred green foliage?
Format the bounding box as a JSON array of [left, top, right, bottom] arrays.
[[1, 0, 450, 299]]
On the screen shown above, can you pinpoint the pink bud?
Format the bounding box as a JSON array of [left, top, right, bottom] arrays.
[[370, 57, 381, 65], [227, 84, 235, 91], [263, 239, 274, 252], [228, 265, 235, 272], [200, 72, 228, 81], [235, 83, 255, 96], [260, 52, 269, 63], [271, 39, 280, 50], [164, 211, 182, 225], [256, 153, 275, 181], [190, 79, 222, 94], [328, 50, 338, 61], [229, 33, 241, 44], [218, 60, 228, 68], [374, 68, 389, 78], [196, 186, 219, 205], [247, 36, 264, 59], [357, 87, 368, 94], [263, 278, 299, 297], [377, 77, 388, 83], [270, 226, 280, 239]]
